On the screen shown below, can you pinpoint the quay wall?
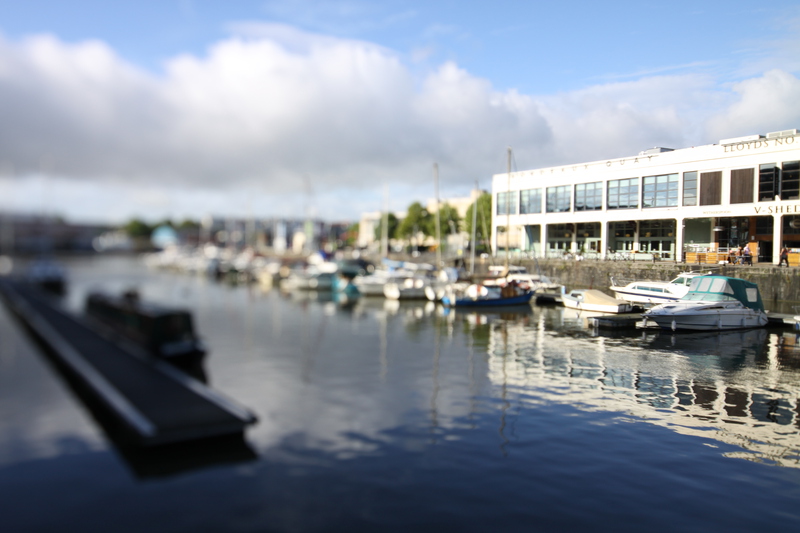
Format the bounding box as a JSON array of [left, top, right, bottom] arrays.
[[504, 259, 800, 309]]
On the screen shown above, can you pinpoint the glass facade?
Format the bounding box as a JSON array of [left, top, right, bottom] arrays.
[[607, 178, 639, 209], [519, 188, 542, 214], [643, 174, 679, 208], [496, 191, 517, 215], [683, 172, 698, 206], [546, 185, 571, 213], [782, 161, 800, 201], [758, 163, 779, 201], [574, 182, 603, 211]]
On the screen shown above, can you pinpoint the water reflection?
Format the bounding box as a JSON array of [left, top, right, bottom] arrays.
[[457, 308, 800, 468]]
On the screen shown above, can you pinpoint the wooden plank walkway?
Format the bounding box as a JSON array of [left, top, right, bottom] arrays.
[[0, 280, 257, 447]]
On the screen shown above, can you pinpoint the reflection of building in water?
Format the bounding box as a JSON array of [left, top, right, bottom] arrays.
[[484, 314, 800, 468]]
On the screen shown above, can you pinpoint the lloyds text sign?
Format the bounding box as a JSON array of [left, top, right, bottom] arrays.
[[724, 136, 796, 153]]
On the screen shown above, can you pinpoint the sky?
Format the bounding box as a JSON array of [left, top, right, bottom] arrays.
[[0, 0, 799, 225]]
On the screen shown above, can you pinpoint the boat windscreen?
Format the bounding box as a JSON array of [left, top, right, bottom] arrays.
[[682, 292, 739, 302], [709, 278, 734, 294]]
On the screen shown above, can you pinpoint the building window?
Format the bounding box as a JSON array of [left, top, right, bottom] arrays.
[[782, 161, 800, 201], [642, 174, 678, 208], [519, 188, 542, 214], [755, 216, 773, 235], [759, 163, 779, 201], [496, 191, 517, 215], [574, 182, 603, 211], [546, 185, 571, 213], [683, 171, 697, 206], [607, 178, 639, 209]]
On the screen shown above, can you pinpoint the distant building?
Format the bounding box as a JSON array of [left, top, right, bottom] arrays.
[[358, 189, 486, 249], [426, 188, 486, 219], [0, 213, 109, 254]]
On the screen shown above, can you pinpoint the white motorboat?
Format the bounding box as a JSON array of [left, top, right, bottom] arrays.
[[384, 276, 438, 300], [561, 288, 634, 314], [642, 275, 768, 331], [609, 271, 709, 305], [279, 270, 336, 291]]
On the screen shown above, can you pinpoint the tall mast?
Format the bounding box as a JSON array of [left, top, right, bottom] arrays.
[[434, 163, 442, 269], [381, 182, 389, 259], [505, 147, 511, 270], [470, 181, 478, 275]]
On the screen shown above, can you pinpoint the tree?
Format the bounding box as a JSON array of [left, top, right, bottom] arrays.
[[433, 203, 461, 239], [464, 193, 492, 249], [373, 212, 399, 242], [122, 218, 153, 239], [396, 202, 432, 239], [177, 219, 200, 231], [343, 222, 359, 247]]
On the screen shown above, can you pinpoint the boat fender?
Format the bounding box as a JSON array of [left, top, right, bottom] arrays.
[[671, 320, 676, 332]]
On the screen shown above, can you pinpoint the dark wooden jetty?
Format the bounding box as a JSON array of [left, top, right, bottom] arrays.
[[0, 280, 257, 447]]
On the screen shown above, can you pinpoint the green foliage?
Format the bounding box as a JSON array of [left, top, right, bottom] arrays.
[[464, 193, 492, 245], [396, 202, 433, 238], [344, 222, 359, 246], [374, 212, 400, 241], [434, 203, 461, 237], [122, 218, 153, 238], [177, 219, 200, 230]]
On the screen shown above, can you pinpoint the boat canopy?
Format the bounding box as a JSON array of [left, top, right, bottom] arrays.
[[682, 276, 764, 311]]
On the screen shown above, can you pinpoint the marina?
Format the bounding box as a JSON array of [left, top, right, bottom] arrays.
[[1, 255, 800, 532]]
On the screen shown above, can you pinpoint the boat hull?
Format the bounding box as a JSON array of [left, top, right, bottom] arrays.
[[643, 303, 768, 331], [609, 288, 682, 305], [443, 291, 533, 307]]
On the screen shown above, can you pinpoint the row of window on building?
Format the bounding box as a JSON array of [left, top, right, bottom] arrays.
[[497, 160, 800, 215]]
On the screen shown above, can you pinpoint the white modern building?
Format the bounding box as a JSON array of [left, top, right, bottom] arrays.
[[491, 129, 800, 264]]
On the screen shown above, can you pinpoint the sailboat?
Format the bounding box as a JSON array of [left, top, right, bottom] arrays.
[[441, 149, 532, 308]]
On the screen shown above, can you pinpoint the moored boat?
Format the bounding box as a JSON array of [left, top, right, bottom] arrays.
[[85, 290, 206, 364], [609, 271, 709, 305], [561, 289, 634, 314], [642, 275, 768, 331], [441, 280, 533, 307]]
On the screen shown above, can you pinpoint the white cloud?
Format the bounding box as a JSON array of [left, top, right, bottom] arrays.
[[705, 70, 800, 140], [0, 28, 797, 223]]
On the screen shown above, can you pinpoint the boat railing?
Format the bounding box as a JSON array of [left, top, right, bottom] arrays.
[[609, 276, 660, 288]]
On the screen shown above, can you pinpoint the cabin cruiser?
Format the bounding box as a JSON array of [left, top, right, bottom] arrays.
[[642, 275, 768, 331], [609, 271, 709, 305]]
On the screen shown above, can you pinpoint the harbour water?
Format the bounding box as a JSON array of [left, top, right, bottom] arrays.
[[2, 255, 800, 532]]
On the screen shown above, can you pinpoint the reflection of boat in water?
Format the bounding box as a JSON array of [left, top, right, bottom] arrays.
[[561, 289, 633, 313], [280, 270, 336, 291], [609, 271, 708, 305], [643, 276, 768, 331], [645, 328, 769, 359]]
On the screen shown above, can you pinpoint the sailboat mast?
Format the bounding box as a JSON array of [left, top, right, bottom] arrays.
[[381, 182, 389, 259], [505, 147, 511, 270], [434, 163, 442, 269], [470, 181, 478, 275]]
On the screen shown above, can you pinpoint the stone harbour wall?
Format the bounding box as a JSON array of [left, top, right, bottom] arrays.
[[497, 258, 800, 309]]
